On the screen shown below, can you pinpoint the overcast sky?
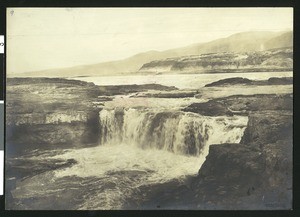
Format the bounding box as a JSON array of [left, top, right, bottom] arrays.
[[7, 8, 293, 74]]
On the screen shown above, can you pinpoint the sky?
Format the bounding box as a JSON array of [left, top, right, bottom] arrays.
[[7, 8, 293, 74]]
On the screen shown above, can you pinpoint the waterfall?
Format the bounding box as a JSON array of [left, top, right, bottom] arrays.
[[99, 108, 248, 156], [40, 107, 248, 210]]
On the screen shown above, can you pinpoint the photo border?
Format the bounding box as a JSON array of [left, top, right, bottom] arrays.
[[0, 0, 298, 217]]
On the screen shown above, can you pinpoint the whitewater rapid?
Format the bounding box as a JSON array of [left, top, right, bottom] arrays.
[[99, 108, 248, 156], [47, 107, 248, 209]]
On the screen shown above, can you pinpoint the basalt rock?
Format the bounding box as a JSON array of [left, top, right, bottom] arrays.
[[184, 94, 292, 116], [241, 111, 293, 146], [205, 77, 252, 87], [6, 78, 102, 155], [190, 109, 293, 209], [204, 77, 293, 87]]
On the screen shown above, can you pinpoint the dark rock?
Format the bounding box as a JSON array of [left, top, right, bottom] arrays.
[[241, 111, 292, 146], [268, 77, 293, 85], [199, 144, 264, 183], [204, 77, 293, 87], [189, 105, 293, 209], [193, 144, 265, 196], [6, 158, 77, 180], [6, 78, 103, 155], [98, 84, 178, 96], [184, 94, 292, 116], [183, 101, 233, 116], [261, 140, 292, 190], [7, 77, 96, 87], [205, 77, 252, 87], [7, 122, 99, 155]]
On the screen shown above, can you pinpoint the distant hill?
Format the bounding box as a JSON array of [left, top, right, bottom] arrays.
[[264, 31, 293, 50], [139, 47, 293, 74], [13, 31, 293, 77]]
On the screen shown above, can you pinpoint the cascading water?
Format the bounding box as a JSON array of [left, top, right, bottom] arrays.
[[29, 106, 248, 209], [99, 107, 248, 157]]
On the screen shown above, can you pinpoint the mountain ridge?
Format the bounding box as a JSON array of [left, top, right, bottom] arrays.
[[11, 31, 293, 77]]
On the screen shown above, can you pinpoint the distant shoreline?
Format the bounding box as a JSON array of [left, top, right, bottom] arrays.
[[7, 69, 293, 79]]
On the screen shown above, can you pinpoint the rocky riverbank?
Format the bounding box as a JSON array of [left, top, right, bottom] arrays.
[[6, 78, 103, 155], [191, 109, 292, 209], [145, 93, 293, 209]]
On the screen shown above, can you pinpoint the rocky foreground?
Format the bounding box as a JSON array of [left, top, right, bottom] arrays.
[[140, 94, 292, 209], [191, 104, 292, 209], [6, 78, 176, 154], [6, 77, 293, 210]]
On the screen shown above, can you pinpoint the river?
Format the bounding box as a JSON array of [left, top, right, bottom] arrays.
[[8, 71, 293, 209]]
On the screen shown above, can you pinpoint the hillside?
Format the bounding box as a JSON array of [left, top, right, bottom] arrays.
[[264, 31, 293, 50], [139, 47, 293, 74], [13, 31, 292, 77]]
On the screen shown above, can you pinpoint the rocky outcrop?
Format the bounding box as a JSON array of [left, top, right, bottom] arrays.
[[241, 111, 293, 146], [183, 94, 292, 116], [205, 77, 252, 87], [191, 139, 292, 209], [6, 78, 102, 155], [98, 84, 178, 96], [205, 77, 293, 87], [6, 158, 77, 181], [188, 96, 293, 209], [193, 144, 265, 206], [268, 77, 293, 85]]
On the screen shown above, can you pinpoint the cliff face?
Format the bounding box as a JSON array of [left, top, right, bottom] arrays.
[[6, 78, 102, 154], [139, 48, 293, 74], [189, 95, 293, 209]]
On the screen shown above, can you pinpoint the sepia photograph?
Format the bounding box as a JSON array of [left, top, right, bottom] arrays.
[[5, 7, 293, 210]]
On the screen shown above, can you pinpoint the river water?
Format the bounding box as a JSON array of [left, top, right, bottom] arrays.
[[9, 72, 293, 210], [71, 71, 292, 89]]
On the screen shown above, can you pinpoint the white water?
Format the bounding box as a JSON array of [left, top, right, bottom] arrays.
[[99, 108, 248, 156], [52, 145, 205, 209], [48, 107, 248, 209]]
